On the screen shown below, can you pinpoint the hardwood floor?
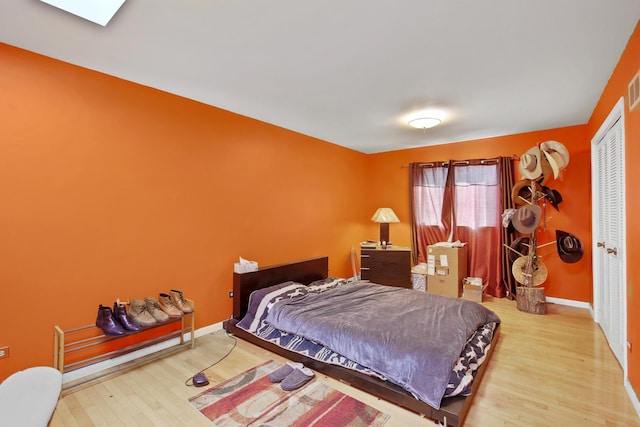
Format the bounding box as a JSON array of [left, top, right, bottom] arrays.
[[50, 297, 640, 426]]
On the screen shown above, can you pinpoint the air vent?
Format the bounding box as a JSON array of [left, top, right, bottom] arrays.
[[628, 71, 640, 111]]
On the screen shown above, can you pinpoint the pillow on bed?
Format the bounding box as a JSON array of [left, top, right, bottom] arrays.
[[307, 277, 348, 293], [236, 281, 308, 332]]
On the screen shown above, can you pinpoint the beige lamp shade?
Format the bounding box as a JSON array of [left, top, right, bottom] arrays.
[[371, 208, 400, 223], [371, 208, 400, 244]]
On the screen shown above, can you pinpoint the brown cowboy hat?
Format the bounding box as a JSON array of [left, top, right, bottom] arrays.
[[556, 230, 583, 263], [512, 204, 542, 234], [511, 180, 542, 206]]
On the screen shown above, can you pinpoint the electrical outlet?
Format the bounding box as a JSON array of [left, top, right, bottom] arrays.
[[0, 346, 9, 359], [228, 291, 234, 298]]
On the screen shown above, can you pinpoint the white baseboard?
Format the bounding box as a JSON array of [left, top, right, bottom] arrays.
[[194, 321, 224, 338], [625, 379, 640, 419], [545, 296, 592, 310], [61, 321, 224, 384], [545, 297, 596, 322]]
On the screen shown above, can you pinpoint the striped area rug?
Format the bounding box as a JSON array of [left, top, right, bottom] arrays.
[[188, 360, 390, 427]]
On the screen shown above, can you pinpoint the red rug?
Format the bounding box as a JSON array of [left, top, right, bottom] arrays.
[[188, 360, 390, 427]]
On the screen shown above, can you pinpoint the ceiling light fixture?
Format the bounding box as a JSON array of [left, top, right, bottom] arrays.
[[39, 0, 126, 26], [408, 117, 441, 129]]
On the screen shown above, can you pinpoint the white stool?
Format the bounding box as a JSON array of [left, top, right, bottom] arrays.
[[0, 366, 62, 426]]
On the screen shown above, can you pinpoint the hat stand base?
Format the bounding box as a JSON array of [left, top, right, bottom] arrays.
[[516, 286, 547, 315]]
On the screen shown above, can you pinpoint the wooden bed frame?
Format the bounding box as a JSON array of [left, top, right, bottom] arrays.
[[225, 256, 499, 427]]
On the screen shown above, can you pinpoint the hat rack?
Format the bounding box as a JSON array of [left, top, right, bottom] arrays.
[[512, 179, 549, 314], [508, 141, 571, 315]]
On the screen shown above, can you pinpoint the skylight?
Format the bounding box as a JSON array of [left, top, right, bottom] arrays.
[[40, 0, 126, 26]]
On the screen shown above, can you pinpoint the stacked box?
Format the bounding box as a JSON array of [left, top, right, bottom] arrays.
[[426, 245, 468, 298], [462, 277, 485, 302]]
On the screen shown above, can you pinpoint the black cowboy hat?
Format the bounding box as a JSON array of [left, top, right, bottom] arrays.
[[508, 237, 531, 265], [542, 186, 563, 211], [556, 230, 584, 263]]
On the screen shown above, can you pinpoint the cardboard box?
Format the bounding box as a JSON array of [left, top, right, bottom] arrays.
[[426, 245, 468, 298], [462, 277, 485, 301], [462, 283, 483, 301]]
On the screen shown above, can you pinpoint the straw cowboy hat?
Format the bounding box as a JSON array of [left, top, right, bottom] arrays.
[[540, 140, 570, 167], [519, 146, 542, 180], [511, 179, 542, 206], [512, 255, 548, 286], [540, 140, 570, 180], [512, 204, 542, 234], [556, 230, 584, 263], [538, 152, 555, 185], [541, 186, 563, 211]]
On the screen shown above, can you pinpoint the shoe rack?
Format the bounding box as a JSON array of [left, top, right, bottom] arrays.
[[53, 299, 194, 385]]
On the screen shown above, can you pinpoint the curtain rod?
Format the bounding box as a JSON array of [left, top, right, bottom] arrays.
[[401, 155, 518, 168]]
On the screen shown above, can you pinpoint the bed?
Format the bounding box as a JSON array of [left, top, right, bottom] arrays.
[[225, 256, 500, 427]]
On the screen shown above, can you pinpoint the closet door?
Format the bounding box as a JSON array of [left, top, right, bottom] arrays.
[[592, 98, 626, 368]]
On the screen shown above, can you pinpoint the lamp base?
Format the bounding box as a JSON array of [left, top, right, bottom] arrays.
[[379, 223, 390, 244]]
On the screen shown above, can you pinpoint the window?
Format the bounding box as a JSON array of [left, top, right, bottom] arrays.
[[410, 158, 511, 298], [454, 164, 499, 229]]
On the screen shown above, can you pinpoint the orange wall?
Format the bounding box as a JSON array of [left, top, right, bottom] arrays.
[[0, 44, 370, 380], [588, 22, 640, 394], [367, 125, 592, 302]]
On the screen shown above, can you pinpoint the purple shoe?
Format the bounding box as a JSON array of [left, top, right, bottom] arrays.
[[269, 362, 304, 383], [281, 367, 315, 391]]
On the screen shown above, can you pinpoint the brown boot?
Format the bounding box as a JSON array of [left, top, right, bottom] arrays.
[[170, 289, 193, 313], [144, 296, 169, 322], [158, 293, 183, 318], [128, 299, 157, 326]]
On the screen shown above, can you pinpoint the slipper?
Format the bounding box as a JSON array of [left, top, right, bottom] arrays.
[[269, 362, 304, 383], [281, 367, 315, 391]]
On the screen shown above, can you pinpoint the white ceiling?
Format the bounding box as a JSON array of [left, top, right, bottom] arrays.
[[1, 1, 639, 154]]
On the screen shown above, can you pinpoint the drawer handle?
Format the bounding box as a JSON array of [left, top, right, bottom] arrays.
[[360, 267, 370, 271], [361, 254, 370, 258]]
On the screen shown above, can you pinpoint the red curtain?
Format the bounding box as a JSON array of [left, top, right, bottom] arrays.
[[409, 158, 514, 297], [499, 157, 517, 299], [410, 162, 450, 264]]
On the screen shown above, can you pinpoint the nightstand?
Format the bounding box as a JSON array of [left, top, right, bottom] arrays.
[[360, 247, 412, 288]]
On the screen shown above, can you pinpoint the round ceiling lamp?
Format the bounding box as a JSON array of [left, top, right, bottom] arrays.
[[408, 117, 441, 129]]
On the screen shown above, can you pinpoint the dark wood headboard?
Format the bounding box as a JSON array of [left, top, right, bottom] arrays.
[[232, 256, 329, 320]]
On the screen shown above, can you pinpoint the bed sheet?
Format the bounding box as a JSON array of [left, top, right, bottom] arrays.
[[236, 278, 498, 407]]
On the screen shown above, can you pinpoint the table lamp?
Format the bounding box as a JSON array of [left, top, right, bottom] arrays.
[[371, 208, 400, 244]]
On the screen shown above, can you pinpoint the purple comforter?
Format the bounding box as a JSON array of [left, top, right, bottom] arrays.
[[265, 281, 500, 409]]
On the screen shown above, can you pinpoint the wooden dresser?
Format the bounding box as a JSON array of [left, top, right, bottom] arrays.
[[360, 247, 412, 288]]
